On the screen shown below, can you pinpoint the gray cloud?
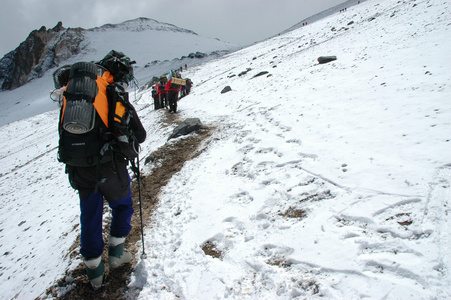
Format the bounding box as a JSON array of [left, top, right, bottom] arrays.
[[0, 0, 346, 57]]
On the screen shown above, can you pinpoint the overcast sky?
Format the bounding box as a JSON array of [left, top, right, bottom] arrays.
[[0, 0, 346, 58]]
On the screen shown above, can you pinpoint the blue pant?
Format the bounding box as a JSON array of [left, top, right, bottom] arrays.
[[79, 189, 134, 259], [68, 156, 134, 259]]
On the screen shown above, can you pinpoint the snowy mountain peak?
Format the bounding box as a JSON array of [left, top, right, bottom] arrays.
[[0, 17, 239, 126], [95, 17, 197, 35], [0, 17, 232, 92]]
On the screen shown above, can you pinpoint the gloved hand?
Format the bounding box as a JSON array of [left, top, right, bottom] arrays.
[[117, 135, 139, 160]]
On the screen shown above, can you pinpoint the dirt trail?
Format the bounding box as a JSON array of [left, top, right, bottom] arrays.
[[41, 112, 214, 300]]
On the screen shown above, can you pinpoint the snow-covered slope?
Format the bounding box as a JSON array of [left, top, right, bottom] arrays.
[[0, 17, 239, 127], [132, 0, 451, 298], [281, 0, 365, 35], [0, 0, 450, 299]]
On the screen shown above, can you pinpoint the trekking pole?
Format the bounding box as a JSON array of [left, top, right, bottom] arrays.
[[136, 155, 147, 259], [131, 81, 146, 259]]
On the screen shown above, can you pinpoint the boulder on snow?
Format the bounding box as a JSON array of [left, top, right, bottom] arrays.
[[252, 71, 269, 78], [168, 118, 203, 140], [318, 56, 337, 64], [221, 86, 232, 94]]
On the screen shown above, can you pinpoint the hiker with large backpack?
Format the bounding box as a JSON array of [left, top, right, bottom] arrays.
[[52, 50, 146, 290], [157, 75, 168, 108], [165, 71, 183, 113]]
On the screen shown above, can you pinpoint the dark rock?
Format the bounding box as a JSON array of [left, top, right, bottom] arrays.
[[144, 155, 155, 165], [317, 56, 337, 64], [221, 86, 232, 94], [168, 118, 203, 140], [238, 68, 252, 77], [252, 71, 269, 78], [0, 22, 87, 91]]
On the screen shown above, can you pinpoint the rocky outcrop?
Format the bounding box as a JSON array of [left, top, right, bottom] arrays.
[[0, 17, 236, 92], [0, 22, 84, 90]]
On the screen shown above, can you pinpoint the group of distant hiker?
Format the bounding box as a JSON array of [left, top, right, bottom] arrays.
[[151, 71, 192, 113], [50, 50, 170, 290]]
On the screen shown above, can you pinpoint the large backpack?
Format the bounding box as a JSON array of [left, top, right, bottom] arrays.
[[96, 50, 136, 84], [57, 61, 137, 167]]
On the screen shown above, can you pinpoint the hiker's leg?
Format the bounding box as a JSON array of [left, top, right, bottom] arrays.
[[79, 190, 105, 258]]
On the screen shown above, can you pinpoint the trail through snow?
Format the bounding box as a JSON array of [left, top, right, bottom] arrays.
[[0, 0, 450, 299]]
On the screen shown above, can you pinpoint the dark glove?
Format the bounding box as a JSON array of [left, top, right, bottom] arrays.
[[117, 135, 139, 160]]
